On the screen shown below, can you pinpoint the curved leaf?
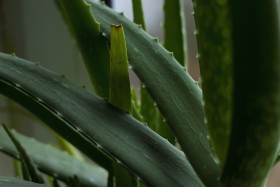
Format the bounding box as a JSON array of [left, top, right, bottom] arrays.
[[0, 127, 107, 187], [221, 1, 280, 186], [0, 53, 203, 187], [87, 1, 221, 186]]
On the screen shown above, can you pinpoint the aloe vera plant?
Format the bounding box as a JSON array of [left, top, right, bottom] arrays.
[[0, 0, 280, 187]]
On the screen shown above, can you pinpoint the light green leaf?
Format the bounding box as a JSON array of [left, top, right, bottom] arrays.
[[109, 24, 131, 113], [109, 24, 137, 187]]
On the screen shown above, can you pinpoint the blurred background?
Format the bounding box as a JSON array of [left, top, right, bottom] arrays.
[[0, 0, 279, 186]]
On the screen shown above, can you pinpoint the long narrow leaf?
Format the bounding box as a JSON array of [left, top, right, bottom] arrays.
[[0, 53, 203, 187], [109, 24, 136, 187], [132, 0, 146, 30], [221, 1, 280, 186], [3, 125, 45, 184], [163, 0, 187, 66], [0, 127, 107, 187], [87, 1, 221, 186], [193, 0, 232, 166], [109, 24, 131, 112]]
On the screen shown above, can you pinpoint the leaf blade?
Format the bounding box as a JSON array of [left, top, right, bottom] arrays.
[[109, 24, 131, 112], [0, 53, 203, 187], [193, 0, 232, 166], [163, 0, 187, 66]]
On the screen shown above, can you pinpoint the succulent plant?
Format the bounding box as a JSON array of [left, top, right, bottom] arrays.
[[0, 0, 279, 187]]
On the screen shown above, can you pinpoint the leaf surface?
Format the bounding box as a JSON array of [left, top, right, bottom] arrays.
[[0, 53, 203, 187]]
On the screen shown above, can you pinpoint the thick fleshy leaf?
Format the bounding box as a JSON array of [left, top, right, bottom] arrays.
[[0, 176, 47, 187], [193, 0, 232, 166], [87, 1, 221, 186], [109, 24, 136, 187], [0, 127, 107, 187], [0, 53, 203, 187], [221, 1, 280, 187]]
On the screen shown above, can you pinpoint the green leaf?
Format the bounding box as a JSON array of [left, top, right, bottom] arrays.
[[0, 53, 203, 187], [109, 24, 136, 187], [87, 1, 221, 186], [0, 127, 108, 187], [132, 0, 146, 30], [109, 24, 131, 113], [193, 0, 232, 166], [221, 1, 280, 187], [163, 0, 187, 66], [56, 0, 110, 98], [0, 176, 47, 187], [3, 125, 44, 184]]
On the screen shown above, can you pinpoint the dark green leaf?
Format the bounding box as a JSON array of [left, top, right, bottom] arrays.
[[193, 0, 232, 166], [163, 0, 187, 66], [132, 0, 146, 30], [221, 1, 280, 186], [0, 53, 203, 187]]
